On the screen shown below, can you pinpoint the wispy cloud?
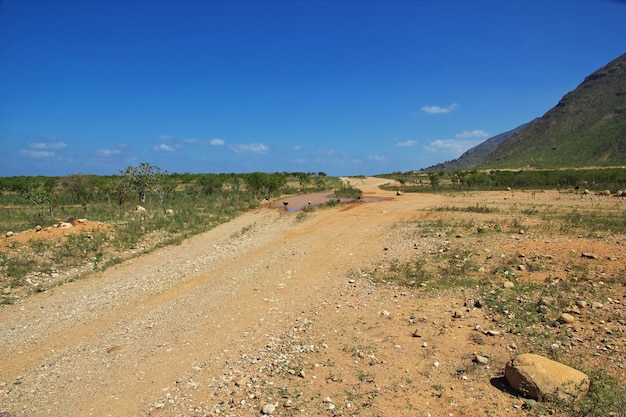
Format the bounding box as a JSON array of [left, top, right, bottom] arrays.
[[420, 103, 459, 114], [367, 154, 387, 161], [230, 143, 269, 154], [315, 148, 335, 156], [424, 139, 467, 154], [20, 136, 67, 159], [29, 141, 67, 150], [20, 150, 55, 158], [98, 148, 122, 157], [396, 140, 417, 147], [422, 128, 489, 156], [184, 138, 226, 146], [158, 135, 173, 141], [455, 130, 489, 138], [154, 143, 176, 152]]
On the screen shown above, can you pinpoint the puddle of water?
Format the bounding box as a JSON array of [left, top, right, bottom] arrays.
[[271, 192, 388, 212]]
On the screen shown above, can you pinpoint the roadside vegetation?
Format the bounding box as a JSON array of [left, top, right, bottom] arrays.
[[0, 164, 348, 303]]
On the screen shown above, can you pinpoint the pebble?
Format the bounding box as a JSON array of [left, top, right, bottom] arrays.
[[503, 281, 515, 289], [560, 313, 575, 324], [261, 403, 276, 415], [523, 399, 537, 409], [474, 354, 489, 365]]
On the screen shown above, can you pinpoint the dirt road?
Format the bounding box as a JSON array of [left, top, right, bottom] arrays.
[[1, 178, 624, 417], [0, 178, 421, 416]]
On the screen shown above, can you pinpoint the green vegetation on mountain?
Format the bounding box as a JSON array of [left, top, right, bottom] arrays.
[[483, 53, 626, 169], [424, 53, 626, 171]]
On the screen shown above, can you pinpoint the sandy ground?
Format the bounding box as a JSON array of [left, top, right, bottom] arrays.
[[0, 178, 624, 417]]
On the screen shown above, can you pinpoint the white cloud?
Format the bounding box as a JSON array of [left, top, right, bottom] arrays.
[[455, 130, 489, 138], [98, 148, 121, 157], [230, 143, 269, 154], [367, 154, 387, 161], [396, 140, 417, 147], [20, 137, 67, 158], [20, 150, 54, 158], [158, 135, 172, 141], [420, 103, 459, 114], [154, 143, 175, 152], [312, 148, 336, 156], [29, 141, 67, 150], [184, 138, 226, 146], [424, 138, 482, 156]]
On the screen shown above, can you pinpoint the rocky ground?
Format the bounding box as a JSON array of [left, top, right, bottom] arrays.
[[0, 178, 624, 417]]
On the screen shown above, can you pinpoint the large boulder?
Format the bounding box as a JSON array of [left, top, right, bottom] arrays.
[[505, 353, 589, 402]]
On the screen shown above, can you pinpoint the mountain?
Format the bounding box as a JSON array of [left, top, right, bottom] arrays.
[[425, 52, 626, 171], [423, 120, 535, 171]]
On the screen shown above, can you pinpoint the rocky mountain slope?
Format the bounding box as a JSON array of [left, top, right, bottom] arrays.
[[426, 52, 626, 171]]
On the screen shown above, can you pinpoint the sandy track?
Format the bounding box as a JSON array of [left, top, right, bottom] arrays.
[[0, 178, 439, 416]]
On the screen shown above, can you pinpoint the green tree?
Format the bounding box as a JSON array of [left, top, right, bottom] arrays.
[[428, 172, 440, 188], [18, 177, 59, 218], [119, 162, 163, 204]]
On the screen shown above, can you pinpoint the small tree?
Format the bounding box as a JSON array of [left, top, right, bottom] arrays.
[[119, 162, 163, 204], [18, 177, 59, 218]]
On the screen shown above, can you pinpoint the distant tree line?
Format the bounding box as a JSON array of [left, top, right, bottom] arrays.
[[383, 168, 626, 192]]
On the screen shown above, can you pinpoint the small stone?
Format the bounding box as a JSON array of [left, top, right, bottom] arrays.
[[412, 329, 422, 338], [517, 264, 526, 271], [523, 399, 537, 409], [503, 281, 515, 289], [379, 309, 392, 317], [559, 313, 575, 324], [591, 302, 604, 309], [581, 252, 598, 259], [474, 354, 489, 365], [486, 330, 500, 336], [2, 287, 11, 295], [453, 310, 464, 319], [261, 403, 276, 415], [5, 231, 13, 237]]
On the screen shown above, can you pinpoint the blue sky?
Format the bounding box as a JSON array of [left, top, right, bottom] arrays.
[[1, 0, 625, 177]]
